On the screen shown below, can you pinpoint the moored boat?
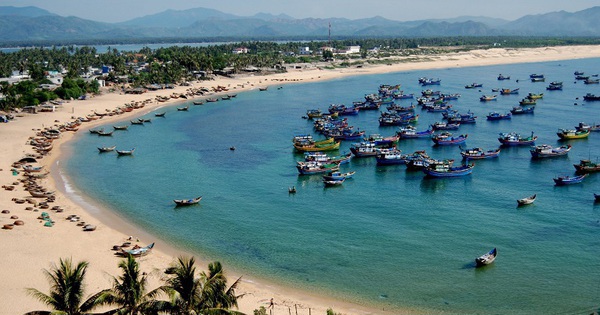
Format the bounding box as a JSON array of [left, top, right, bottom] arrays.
[[498, 132, 537, 146], [497, 74, 510, 80], [173, 196, 202, 206], [155, 112, 166, 117], [500, 88, 519, 95], [431, 121, 460, 130], [98, 146, 116, 153], [303, 152, 352, 164], [575, 122, 600, 132], [480, 95, 497, 102], [397, 127, 434, 139], [486, 112, 512, 121], [465, 83, 483, 89], [530, 144, 571, 159], [375, 148, 406, 165], [423, 163, 474, 177], [323, 171, 355, 181], [323, 178, 345, 187], [177, 106, 189, 111], [297, 161, 340, 175], [294, 141, 340, 152], [116, 148, 135, 156], [553, 174, 587, 186], [432, 132, 467, 146], [113, 125, 129, 130], [583, 93, 600, 101], [460, 147, 500, 160], [556, 128, 590, 140], [510, 106, 535, 115], [573, 159, 600, 173], [517, 194, 536, 206], [475, 248, 497, 267], [519, 98, 537, 105]]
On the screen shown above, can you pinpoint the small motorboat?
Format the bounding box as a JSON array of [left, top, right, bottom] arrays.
[[517, 194, 536, 206], [553, 174, 587, 186], [116, 148, 135, 156], [475, 248, 497, 267]]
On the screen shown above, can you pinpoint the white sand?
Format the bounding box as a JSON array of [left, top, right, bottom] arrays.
[[2, 45, 600, 315]]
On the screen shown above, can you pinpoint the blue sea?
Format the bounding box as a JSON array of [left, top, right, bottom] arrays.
[[64, 58, 600, 314]]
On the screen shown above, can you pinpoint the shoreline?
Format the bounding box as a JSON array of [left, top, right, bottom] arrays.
[[3, 45, 600, 315]]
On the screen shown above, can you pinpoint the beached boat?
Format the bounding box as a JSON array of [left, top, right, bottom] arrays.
[[460, 147, 500, 160], [465, 83, 483, 89], [517, 194, 536, 206], [323, 171, 356, 181], [432, 132, 467, 146], [297, 161, 340, 175], [573, 159, 600, 173], [498, 132, 537, 146], [22, 164, 44, 172], [486, 112, 512, 121], [116, 148, 135, 156], [29, 190, 55, 198], [553, 174, 587, 186], [98, 146, 116, 153], [575, 122, 600, 132], [475, 248, 497, 267], [479, 95, 497, 102], [530, 144, 571, 159], [510, 106, 535, 115], [173, 196, 202, 206], [556, 129, 590, 140], [117, 242, 155, 257], [423, 163, 474, 177]]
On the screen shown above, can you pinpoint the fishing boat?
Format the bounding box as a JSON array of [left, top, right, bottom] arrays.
[[465, 83, 483, 89], [294, 141, 340, 152], [573, 159, 600, 173], [510, 106, 535, 115], [497, 74, 510, 80], [475, 248, 497, 267], [206, 98, 219, 102], [177, 106, 189, 111], [486, 112, 512, 121], [527, 93, 543, 99], [546, 83, 562, 91], [297, 161, 340, 175], [98, 146, 116, 153], [130, 119, 144, 125], [531, 77, 545, 82], [500, 88, 519, 95], [432, 132, 467, 146], [530, 144, 571, 159], [303, 152, 352, 165], [323, 178, 345, 187], [556, 129, 590, 140], [397, 127, 434, 139], [519, 98, 537, 105], [97, 130, 114, 136], [431, 121, 460, 130], [22, 165, 44, 172], [575, 122, 600, 132], [117, 242, 155, 257], [113, 125, 129, 130], [306, 109, 322, 119], [375, 148, 406, 165], [583, 93, 600, 101], [116, 148, 135, 156], [423, 163, 474, 177], [553, 174, 587, 186], [89, 128, 104, 134], [155, 112, 166, 117], [498, 132, 537, 146], [350, 142, 380, 157], [479, 95, 497, 102], [460, 147, 500, 160], [420, 78, 441, 86], [386, 104, 415, 112], [173, 196, 202, 206], [323, 171, 355, 181], [193, 100, 205, 105], [517, 194, 536, 206]]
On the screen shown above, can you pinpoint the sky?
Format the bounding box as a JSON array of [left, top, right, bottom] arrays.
[[2, 0, 597, 23]]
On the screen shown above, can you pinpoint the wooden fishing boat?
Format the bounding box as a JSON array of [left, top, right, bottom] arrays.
[[177, 106, 189, 111], [323, 171, 355, 181], [130, 119, 144, 125], [583, 93, 600, 101], [155, 112, 166, 117], [97, 130, 114, 136], [460, 147, 500, 160], [297, 161, 340, 175], [259, 87, 268, 91], [375, 148, 406, 165], [486, 112, 512, 121], [420, 78, 441, 86], [530, 144, 571, 159], [397, 127, 434, 139], [116, 148, 135, 156], [556, 128, 590, 140], [465, 83, 483, 89], [432, 132, 467, 146], [386, 104, 415, 112], [497, 74, 510, 80], [22, 165, 44, 172], [500, 88, 519, 95], [173, 196, 202, 206], [294, 141, 340, 152], [423, 163, 474, 177], [113, 125, 129, 130], [479, 95, 497, 102], [303, 152, 352, 165], [193, 100, 205, 105], [306, 109, 322, 119], [519, 98, 537, 105], [573, 159, 600, 173], [498, 132, 537, 146], [206, 98, 219, 102], [98, 146, 116, 153], [517, 194, 536, 206], [527, 93, 543, 99], [546, 84, 562, 91], [349, 142, 380, 158], [553, 174, 587, 185], [431, 121, 460, 130], [510, 106, 535, 115], [323, 178, 345, 187], [89, 128, 104, 134], [117, 242, 155, 257], [29, 190, 55, 198], [475, 248, 497, 267], [575, 122, 600, 132]]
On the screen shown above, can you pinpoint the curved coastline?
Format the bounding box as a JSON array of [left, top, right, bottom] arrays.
[[3, 45, 600, 315]]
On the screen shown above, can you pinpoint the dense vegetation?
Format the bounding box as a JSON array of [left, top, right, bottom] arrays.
[[1, 36, 599, 111]]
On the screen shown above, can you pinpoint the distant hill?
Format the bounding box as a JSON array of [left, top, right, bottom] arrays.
[[0, 5, 599, 43]]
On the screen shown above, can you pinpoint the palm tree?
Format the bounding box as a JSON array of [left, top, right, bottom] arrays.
[[161, 257, 245, 315], [25, 258, 103, 315], [94, 255, 167, 315]]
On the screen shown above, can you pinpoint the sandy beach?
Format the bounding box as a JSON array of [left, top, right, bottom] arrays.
[[2, 45, 600, 315]]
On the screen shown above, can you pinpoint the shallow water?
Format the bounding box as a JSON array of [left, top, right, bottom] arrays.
[[65, 58, 600, 314]]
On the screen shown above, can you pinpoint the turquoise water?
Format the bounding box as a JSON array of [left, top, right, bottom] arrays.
[[65, 58, 600, 314]]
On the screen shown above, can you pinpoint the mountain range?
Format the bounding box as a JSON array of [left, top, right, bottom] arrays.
[[0, 6, 599, 43]]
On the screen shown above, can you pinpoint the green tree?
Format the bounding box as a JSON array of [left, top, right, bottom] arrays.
[[25, 258, 104, 315]]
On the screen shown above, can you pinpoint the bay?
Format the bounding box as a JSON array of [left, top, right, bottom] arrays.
[[64, 58, 600, 314]]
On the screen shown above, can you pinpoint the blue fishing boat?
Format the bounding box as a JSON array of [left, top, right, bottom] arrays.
[[375, 148, 406, 165], [386, 104, 415, 112], [460, 147, 501, 160], [530, 144, 571, 159], [475, 248, 497, 267], [430, 121, 460, 130], [423, 163, 474, 177], [465, 83, 483, 89], [498, 132, 537, 146], [510, 106, 535, 115], [296, 161, 340, 175], [553, 174, 587, 186], [432, 132, 467, 145], [323, 171, 355, 181], [420, 78, 441, 86], [486, 112, 512, 121], [397, 127, 434, 139]]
